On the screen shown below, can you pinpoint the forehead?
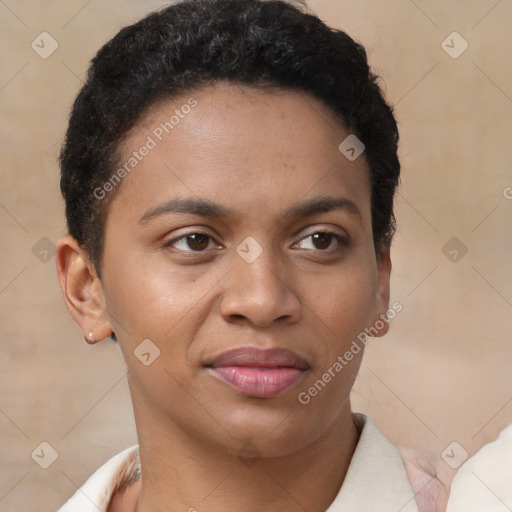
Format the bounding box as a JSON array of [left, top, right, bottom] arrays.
[[107, 82, 371, 228]]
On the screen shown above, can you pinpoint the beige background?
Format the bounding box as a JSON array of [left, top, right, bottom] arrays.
[[1, 1, 511, 510]]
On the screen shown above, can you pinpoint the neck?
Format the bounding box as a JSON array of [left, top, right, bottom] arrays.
[[132, 406, 359, 512]]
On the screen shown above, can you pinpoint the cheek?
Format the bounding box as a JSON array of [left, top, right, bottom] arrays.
[[300, 268, 373, 382], [304, 261, 376, 341], [102, 251, 226, 355], [103, 257, 216, 408]]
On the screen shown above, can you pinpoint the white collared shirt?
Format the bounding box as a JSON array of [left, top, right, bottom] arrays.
[[56, 414, 419, 512]]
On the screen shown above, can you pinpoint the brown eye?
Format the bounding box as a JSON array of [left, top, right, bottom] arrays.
[[166, 232, 217, 252], [185, 233, 209, 251], [311, 233, 333, 250], [295, 231, 347, 252]]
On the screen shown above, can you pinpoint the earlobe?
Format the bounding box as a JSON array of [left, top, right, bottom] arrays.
[[55, 235, 113, 343]]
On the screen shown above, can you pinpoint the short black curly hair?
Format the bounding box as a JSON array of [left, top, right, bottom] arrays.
[[60, 0, 400, 277]]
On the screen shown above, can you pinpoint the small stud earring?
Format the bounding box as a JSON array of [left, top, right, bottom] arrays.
[[84, 331, 95, 344]]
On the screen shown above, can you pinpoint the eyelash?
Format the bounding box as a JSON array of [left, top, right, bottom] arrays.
[[297, 231, 349, 252], [163, 229, 348, 255], [164, 230, 220, 254]]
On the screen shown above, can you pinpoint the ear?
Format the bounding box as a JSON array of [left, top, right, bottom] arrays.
[[55, 235, 113, 343], [368, 246, 392, 338]]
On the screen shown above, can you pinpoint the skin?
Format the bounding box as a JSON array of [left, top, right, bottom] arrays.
[[56, 82, 393, 512]]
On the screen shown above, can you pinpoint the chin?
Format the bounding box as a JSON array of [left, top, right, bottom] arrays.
[[214, 405, 326, 457]]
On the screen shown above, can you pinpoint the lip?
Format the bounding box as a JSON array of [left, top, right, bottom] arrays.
[[206, 347, 309, 398]]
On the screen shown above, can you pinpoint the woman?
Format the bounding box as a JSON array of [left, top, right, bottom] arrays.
[[55, 1, 447, 510]]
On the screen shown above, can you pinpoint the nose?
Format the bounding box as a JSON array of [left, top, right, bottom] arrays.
[[219, 243, 302, 328]]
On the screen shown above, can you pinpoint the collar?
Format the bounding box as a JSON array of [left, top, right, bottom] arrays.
[[57, 414, 417, 512], [326, 413, 418, 511]]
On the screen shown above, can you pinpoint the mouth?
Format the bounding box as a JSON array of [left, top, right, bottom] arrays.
[[205, 347, 310, 398]]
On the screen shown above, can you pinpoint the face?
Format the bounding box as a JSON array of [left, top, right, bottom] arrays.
[[77, 83, 390, 457]]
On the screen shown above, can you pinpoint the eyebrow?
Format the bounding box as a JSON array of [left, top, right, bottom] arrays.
[[283, 196, 362, 222], [138, 196, 362, 224], [139, 197, 233, 224]]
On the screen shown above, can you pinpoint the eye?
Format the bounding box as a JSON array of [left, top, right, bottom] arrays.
[[295, 231, 347, 252], [165, 232, 221, 253]]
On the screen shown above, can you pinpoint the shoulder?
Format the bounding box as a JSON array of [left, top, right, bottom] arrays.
[[56, 445, 140, 512], [446, 423, 512, 511]]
